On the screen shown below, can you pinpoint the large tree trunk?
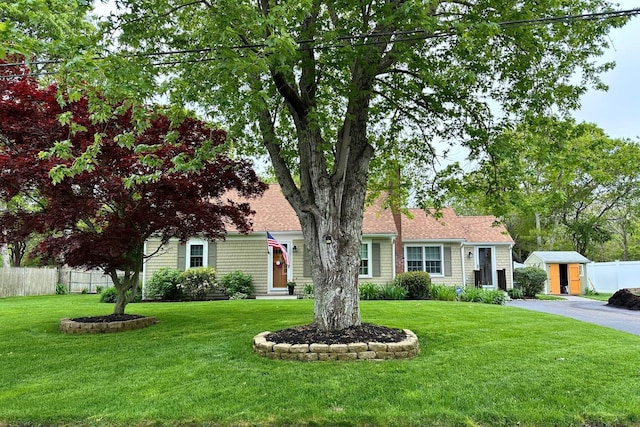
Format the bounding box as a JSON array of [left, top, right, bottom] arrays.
[[109, 268, 140, 315], [298, 182, 369, 331]]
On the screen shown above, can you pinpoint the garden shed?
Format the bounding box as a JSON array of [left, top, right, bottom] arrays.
[[523, 251, 590, 295]]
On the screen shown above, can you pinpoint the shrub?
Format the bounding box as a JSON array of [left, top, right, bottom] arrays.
[[302, 284, 314, 299], [81, 288, 89, 294], [430, 284, 457, 301], [96, 286, 104, 294], [380, 283, 407, 300], [394, 271, 431, 299], [513, 267, 548, 297], [508, 287, 524, 299], [100, 287, 118, 303], [146, 268, 184, 300], [55, 283, 68, 295], [359, 282, 381, 300], [220, 270, 254, 297], [179, 267, 217, 301]]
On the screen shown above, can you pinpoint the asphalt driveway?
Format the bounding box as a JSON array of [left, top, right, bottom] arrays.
[[507, 295, 640, 336]]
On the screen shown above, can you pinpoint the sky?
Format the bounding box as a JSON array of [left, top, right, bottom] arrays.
[[573, 0, 640, 140]]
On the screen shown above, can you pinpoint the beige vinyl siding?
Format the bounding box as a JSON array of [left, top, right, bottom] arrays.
[[143, 238, 180, 285], [215, 238, 269, 295], [291, 239, 306, 285], [431, 244, 464, 287]]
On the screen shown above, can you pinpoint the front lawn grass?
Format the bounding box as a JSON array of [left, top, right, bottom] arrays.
[[582, 292, 614, 302], [1, 295, 639, 427]]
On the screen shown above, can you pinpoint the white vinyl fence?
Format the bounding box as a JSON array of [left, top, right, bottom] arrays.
[[0, 267, 58, 297], [587, 261, 640, 293]]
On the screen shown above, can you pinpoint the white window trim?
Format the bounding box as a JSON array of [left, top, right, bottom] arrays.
[[404, 244, 444, 277], [186, 238, 208, 269], [359, 240, 373, 278]]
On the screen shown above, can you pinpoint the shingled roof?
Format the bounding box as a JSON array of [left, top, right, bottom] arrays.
[[232, 184, 513, 244]]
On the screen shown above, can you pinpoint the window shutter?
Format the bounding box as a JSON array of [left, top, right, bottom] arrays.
[[444, 246, 452, 277], [372, 242, 381, 277], [303, 246, 311, 277], [208, 241, 216, 268], [177, 243, 186, 271]]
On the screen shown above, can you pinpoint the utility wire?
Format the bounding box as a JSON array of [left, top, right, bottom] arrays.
[[1, 7, 638, 78]]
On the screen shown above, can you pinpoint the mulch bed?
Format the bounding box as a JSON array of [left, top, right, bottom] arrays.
[[266, 323, 406, 345], [608, 289, 640, 310], [70, 314, 146, 323]]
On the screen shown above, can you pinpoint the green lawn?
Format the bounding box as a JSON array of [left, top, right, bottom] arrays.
[[582, 293, 614, 302], [1, 295, 639, 427]]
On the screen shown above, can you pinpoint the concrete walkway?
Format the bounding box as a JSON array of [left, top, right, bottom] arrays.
[[507, 295, 640, 336]]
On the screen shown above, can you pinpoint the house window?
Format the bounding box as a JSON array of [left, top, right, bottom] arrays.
[[405, 245, 443, 276], [359, 241, 372, 277], [187, 239, 207, 268]]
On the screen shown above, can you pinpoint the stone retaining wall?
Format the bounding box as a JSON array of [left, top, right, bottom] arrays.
[[253, 329, 419, 361], [59, 317, 159, 334]]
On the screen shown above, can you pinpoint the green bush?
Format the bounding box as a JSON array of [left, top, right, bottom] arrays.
[[179, 267, 217, 301], [394, 271, 431, 299], [508, 287, 524, 299], [380, 283, 407, 300], [100, 287, 118, 303], [514, 267, 548, 298], [99, 285, 142, 303], [220, 270, 254, 297], [55, 283, 68, 295], [146, 268, 184, 300], [460, 287, 483, 302], [96, 286, 104, 294], [359, 282, 381, 300], [430, 284, 457, 301], [302, 284, 314, 299]]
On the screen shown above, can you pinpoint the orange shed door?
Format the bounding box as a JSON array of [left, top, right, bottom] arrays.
[[568, 264, 581, 295], [549, 264, 560, 294]]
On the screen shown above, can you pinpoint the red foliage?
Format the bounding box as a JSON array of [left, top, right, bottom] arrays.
[[0, 63, 266, 273]]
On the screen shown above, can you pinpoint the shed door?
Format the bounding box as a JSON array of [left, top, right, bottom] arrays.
[[549, 264, 560, 294], [568, 263, 581, 295]]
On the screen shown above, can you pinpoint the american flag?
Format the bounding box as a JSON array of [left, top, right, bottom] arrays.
[[266, 231, 289, 266]]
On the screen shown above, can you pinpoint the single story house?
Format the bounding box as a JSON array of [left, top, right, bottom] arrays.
[[523, 251, 591, 295], [143, 185, 515, 296]]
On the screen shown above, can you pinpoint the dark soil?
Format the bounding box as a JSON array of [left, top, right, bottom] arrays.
[[608, 289, 640, 310], [70, 314, 145, 323], [265, 323, 406, 345]]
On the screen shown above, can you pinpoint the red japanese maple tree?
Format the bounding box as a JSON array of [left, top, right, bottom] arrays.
[[0, 63, 266, 314]]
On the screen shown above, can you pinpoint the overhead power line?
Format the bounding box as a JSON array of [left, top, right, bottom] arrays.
[[1, 7, 638, 78]]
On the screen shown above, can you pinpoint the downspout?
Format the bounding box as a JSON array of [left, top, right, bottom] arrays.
[[509, 243, 514, 290], [460, 242, 466, 287], [391, 237, 396, 279]]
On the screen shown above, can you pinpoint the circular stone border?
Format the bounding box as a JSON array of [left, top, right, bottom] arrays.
[[253, 329, 419, 361], [59, 316, 159, 334]]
